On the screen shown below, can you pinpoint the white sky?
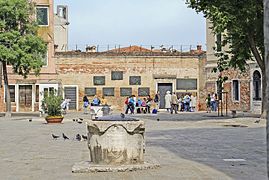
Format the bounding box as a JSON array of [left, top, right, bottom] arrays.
[[54, 0, 206, 51]]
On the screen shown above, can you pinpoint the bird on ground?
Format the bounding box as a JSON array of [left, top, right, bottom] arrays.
[[79, 118, 83, 121], [52, 134, 60, 139], [120, 113, 125, 118], [73, 119, 76, 122], [76, 134, 82, 141], [254, 119, 260, 123], [82, 135, 88, 140], [157, 118, 160, 121], [62, 133, 69, 140], [77, 121, 83, 124], [29, 119, 32, 122]]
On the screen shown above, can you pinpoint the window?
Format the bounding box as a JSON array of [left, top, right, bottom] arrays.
[[253, 70, 261, 101], [216, 33, 222, 52], [36, 6, 49, 26], [129, 76, 141, 85], [232, 80, 240, 101], [176, 79, 197, 90], [138, 88, 150, 96], [120, 88, 132, 97], [111, 71, 123, 80], [93, 76, 105, 85], [5, 85, 15, 102], [85, 88, 96, 96], [103, 88, 114, 96]]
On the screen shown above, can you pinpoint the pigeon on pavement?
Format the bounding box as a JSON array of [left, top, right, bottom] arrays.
[[76, 134, 82, 141], [52, 134, 60, 139], [82, 135, 88, 140], [62, 133, 69, 140]]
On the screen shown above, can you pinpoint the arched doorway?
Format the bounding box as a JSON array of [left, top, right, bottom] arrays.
[[253, 70, 261, 101]]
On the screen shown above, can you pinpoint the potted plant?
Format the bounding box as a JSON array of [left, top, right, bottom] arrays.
[[42, 91, 64, 123]]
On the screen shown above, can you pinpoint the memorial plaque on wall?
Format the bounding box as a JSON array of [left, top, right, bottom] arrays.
[[129, 76, 141, 85], [120, 88, 132, 97], [176, 79, 197, 90], [94, 76, 105, 85], [111, 71, 123, 80], [138, 87, 150, 96], [103, 88, 114, 96], [85, 87, 96, 96]]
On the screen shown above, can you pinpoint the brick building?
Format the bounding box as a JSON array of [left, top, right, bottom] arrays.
[[0, 0, 59, 112], [55, 47, 206, 111], [200, 20, 262, 114]]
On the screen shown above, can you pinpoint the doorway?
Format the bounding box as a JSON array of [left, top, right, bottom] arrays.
[[158, 83, 172, 109], [19, 85, 32, 112]]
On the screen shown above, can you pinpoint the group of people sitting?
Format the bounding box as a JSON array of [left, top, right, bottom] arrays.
[[165, 91, 197, 114], [82, 95, 108, 114], [124, 95, 155, 114]]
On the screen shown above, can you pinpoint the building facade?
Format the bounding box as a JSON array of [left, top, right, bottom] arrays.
[[55, 48, 206, 111], [201, 20, 262, 114], [54, 5, 69, 52], [0, 0, 59, 112]]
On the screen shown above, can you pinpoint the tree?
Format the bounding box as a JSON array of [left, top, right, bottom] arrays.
[[264, 0, 269, 177], [0, 0, 47, 117], [186, 0, 267, 118]]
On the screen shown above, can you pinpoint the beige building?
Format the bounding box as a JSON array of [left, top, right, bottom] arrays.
[[55, 47, 206, 111], [0, 0, 59, 112], [202, 20, 262, 113], [54, 5, 69, 52]]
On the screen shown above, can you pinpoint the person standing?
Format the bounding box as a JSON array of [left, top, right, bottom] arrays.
[[171, 92, 178, 114], [206, 94, 211, 113], [83, 95, 89, 114], [154, 91, 161, 111], [165, 91, 171, 112], [190, 94, 197, 112]]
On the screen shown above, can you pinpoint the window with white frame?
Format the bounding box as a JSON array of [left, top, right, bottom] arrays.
[[36, 6, 49, 26], [232, 80, 240, 101]]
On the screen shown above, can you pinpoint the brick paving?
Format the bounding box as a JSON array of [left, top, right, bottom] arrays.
[[0, 111, 266, 180]]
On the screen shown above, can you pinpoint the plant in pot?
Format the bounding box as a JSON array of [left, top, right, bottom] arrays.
[[42, 91, 64, 123]]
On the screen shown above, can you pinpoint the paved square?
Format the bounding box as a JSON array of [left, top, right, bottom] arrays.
[[0, 112, 266, 179]]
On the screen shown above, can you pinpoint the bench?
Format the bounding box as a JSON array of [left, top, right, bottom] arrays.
[[134, 106, 147, 113]]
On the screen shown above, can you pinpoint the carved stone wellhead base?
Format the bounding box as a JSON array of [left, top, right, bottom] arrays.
[[72, 115, 160, 173]]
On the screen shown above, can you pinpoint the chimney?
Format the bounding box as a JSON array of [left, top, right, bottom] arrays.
[[197, 45, 202, 51]]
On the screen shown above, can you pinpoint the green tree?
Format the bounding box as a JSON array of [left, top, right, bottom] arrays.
[[186, 0, 267, 117], [0, 0, 47, 117]]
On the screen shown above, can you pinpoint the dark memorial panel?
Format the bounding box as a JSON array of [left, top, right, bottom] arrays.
[[138, 87, 150, 96], [120, 88, 132, 97], [112, 71, 123, 80], [103, 88, 114, 96], [176, 79, 197, 90], [85, 87, 96, 96], [94, 76, 105, 85], [129, 76, 141, 85]]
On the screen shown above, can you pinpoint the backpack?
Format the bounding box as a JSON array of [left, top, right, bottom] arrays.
[[152, 109, 158, 114]]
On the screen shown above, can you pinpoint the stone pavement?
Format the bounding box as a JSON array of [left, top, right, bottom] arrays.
[[0, 111, 266, 180]]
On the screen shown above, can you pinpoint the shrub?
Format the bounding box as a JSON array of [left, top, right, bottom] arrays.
[[42, 91, 63, 117]]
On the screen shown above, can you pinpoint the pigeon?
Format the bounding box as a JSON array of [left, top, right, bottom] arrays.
[[29, 119, 32, 122], [120, 113, 125, 118], [82, 135, 88, 140], [73, 119, 76, 122], [52, 134, 60, 139], [157, 118, 160, 121], [77, 121, 83, 124], [254, 119, 260, 123], [76, 134, 82, 141], [62, 133, 69, 140], [79, 118, 83, 121]]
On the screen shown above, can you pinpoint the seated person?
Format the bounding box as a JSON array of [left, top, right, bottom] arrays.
[[141, 98, 147, 113], [92, 96, 100, 106], [101, 96, 108, 105]]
